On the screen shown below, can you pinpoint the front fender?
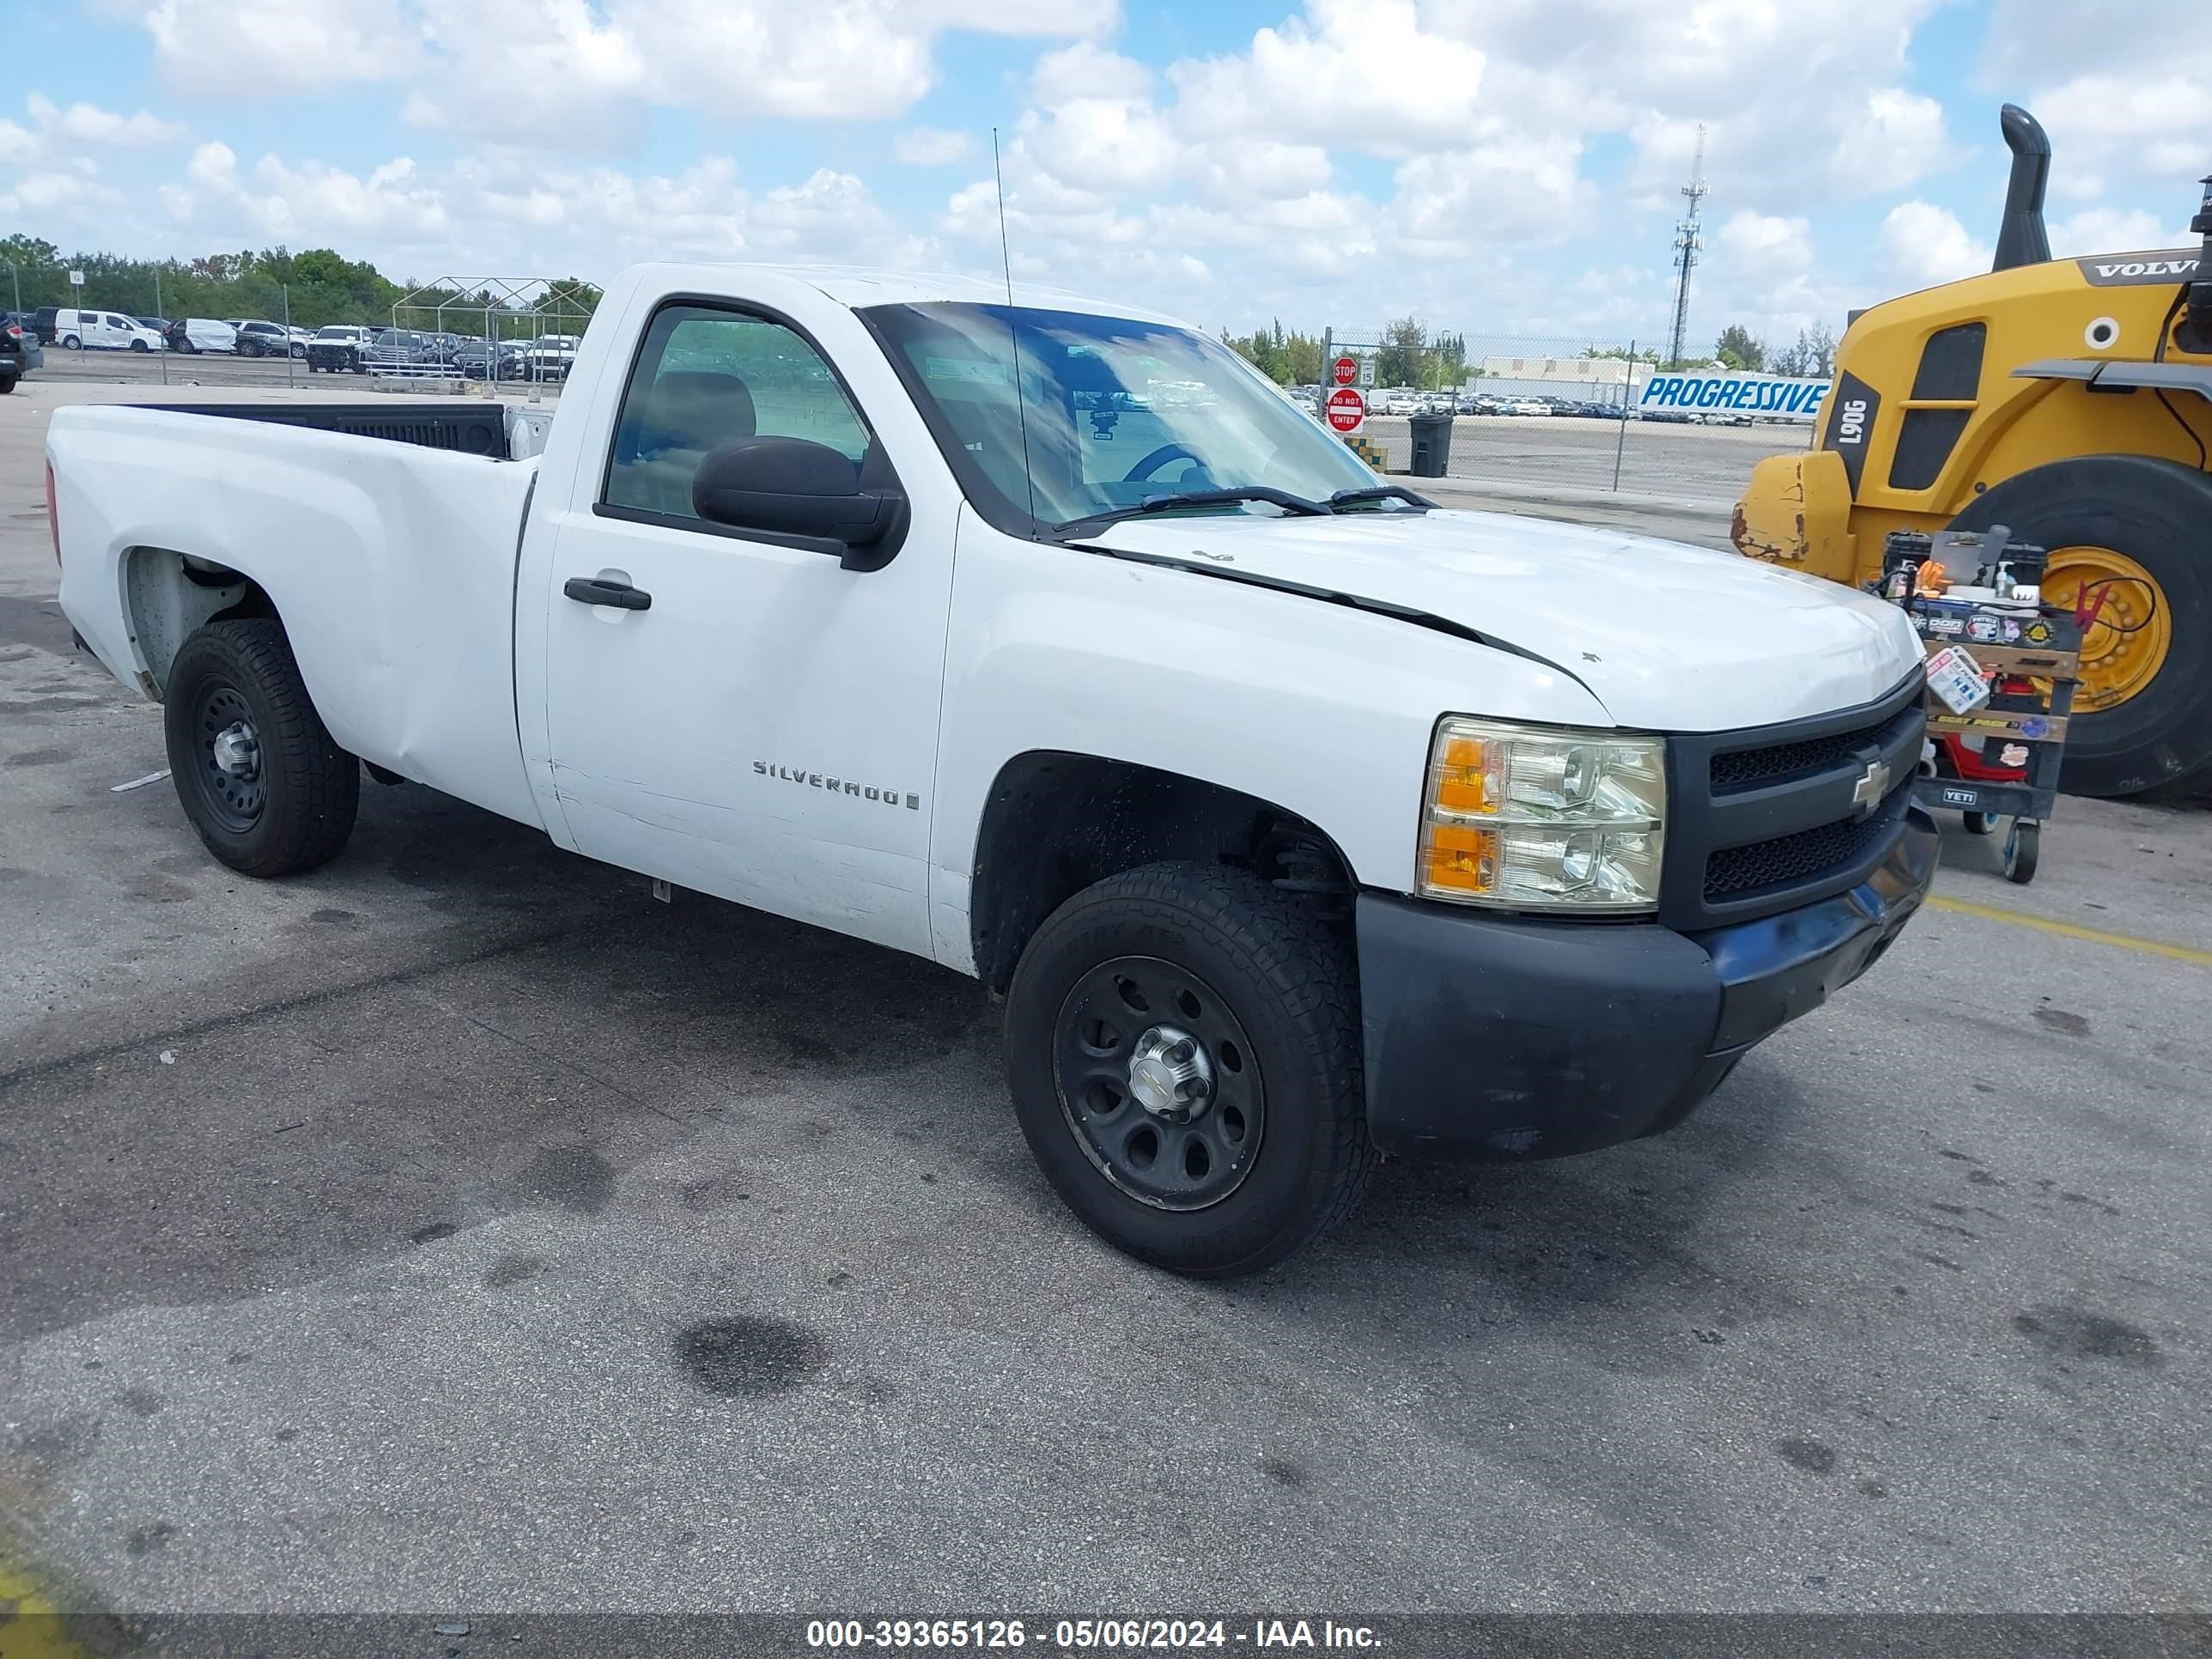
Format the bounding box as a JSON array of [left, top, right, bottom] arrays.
[[927, 520, 1614, 970]]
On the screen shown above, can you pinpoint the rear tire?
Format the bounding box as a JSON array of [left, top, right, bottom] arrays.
[[1004, 861, 1373, 1278], [62, 335, 80, 349], [0, 376, 15, 395], [1950, 455, 2212, 797], [163, 619, 359, 877]]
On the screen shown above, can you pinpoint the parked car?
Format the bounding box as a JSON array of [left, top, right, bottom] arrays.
[[166, 318, 240, 355], [455, 339, 528, 380], [307, 325, 372, 373], [50, 260, 1936, 1278], [30, 306, 58, 345], [519, 334, 580, 381], [229, 319, 306, 359], [362, 327, 440, 372], [0, 313, 42, 391], [1506, 398, 1551, 416], [52, 308, 165, 351], [136, 316, 168, 334]]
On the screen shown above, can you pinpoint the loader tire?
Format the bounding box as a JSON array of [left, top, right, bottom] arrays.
[[1950, 455, 2212, 798]]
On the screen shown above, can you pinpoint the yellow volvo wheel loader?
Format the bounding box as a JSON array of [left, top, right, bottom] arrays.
[[1735, 106, 2212, 797]]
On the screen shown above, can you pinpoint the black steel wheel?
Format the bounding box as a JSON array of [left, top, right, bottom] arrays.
[[163, 619, 358, 877], [185, 683, 267, 835], [1053, 957, 1265, 1212], [1006, 861, 1373, 1277]]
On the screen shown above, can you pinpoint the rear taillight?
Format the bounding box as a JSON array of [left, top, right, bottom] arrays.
[[4, 322, 20, 340], [46, 462, 60, 564]]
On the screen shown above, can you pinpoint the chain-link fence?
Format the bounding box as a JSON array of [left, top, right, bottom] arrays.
[[1304, 327, 1820, 505]]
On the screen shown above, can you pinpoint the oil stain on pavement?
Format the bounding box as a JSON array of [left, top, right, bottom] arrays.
[[674, 1316, 830, 1398]]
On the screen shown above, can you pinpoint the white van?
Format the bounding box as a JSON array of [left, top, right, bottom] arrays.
[[56, 309, 166, 353]]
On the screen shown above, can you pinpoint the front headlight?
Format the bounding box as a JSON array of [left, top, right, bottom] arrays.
[[1418, 717, 1666, 912]]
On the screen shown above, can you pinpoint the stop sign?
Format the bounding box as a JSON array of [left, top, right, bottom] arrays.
[[1325, 386, 1366, 433], [1332, 356, 1358, 386]]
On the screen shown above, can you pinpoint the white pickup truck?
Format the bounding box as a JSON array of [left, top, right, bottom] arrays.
[[50, 264, 1937, 1275]]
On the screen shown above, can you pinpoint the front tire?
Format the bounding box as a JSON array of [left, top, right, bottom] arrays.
[[130, 338, 149, 352], [1005, 862, 1373, 1277], [163, 619, 359, 877]]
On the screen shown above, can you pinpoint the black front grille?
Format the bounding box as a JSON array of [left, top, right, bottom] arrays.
[[1709, 701, 1919, 793], [1704, 799, 1901, 901], [1664, 672, 1925, 930]]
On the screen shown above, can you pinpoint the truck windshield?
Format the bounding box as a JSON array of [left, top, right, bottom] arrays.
[[861, 302, 1385, 538]]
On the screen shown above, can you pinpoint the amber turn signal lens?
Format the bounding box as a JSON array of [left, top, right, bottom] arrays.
[[1434, 735, 1488, 813], [1423, 822, 1494, 894]]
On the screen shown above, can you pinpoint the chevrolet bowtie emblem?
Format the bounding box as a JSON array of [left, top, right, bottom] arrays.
[[1851, 757, 1892, 813]]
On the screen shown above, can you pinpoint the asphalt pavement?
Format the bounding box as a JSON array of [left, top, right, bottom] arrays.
[[0, 376, 2206, 1627]]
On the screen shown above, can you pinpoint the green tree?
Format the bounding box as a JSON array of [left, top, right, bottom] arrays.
[[1279, 331, 1322, 385], [1770, 323, 1839, 379], [1714, 323, 1767, 371], [1377, 315, 1425, 386]]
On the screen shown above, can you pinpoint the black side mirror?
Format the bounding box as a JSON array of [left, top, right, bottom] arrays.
[[692, 436, 907, 570]]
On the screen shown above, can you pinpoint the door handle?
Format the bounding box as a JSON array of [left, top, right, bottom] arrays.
[[563, 576, 652, 611]]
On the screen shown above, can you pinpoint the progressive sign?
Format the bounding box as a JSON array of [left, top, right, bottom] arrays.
[[1638, 372, 1831, 421]]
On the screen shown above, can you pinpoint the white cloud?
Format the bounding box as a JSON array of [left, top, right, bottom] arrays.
[[1717, 210, 1814, 274], [1875, 200, 1992, 291], [26, 92, 189, 147], [1168, 0, 1486, 159], [893, 126, 974, 167], [2047, 207, 2191, 258], [141, 0, 424, 94], [125, 0, 1118, 143], [145, 140, 939, 280]]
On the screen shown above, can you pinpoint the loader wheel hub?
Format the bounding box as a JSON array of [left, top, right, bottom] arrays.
[[2039, 545, 2171, 712]]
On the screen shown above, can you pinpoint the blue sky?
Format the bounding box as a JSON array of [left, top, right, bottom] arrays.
[[3, 0, 2204, 353]]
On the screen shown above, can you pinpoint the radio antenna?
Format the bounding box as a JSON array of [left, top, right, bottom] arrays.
[[992, 128, 1016, 305], [991, 127, 1040, 533]]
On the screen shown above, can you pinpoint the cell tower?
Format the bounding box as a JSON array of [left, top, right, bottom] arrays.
[[1667, 125, 1708, 368]]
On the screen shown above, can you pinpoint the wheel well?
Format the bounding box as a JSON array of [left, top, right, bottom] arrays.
[[122, 547, 276, 701], [969, 751, 1355, 992]]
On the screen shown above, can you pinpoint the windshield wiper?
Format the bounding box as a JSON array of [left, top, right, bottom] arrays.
[[1328, 485, 1437, 512], [1054, 486, 1328, 538]]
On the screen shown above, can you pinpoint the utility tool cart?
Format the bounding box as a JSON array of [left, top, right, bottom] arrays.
[[1881, 529, 2083, 884]]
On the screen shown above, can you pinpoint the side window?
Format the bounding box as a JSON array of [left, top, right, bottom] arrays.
[[604, 304, 872, 524]]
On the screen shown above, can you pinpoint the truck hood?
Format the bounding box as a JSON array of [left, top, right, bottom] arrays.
[[1086, 507, 1922, 732]]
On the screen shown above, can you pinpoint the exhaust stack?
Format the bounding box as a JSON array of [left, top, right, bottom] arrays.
[[1991, 104, 2051, 272]]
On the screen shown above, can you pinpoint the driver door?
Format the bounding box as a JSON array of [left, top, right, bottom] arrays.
[[537, 300, 954, 957]]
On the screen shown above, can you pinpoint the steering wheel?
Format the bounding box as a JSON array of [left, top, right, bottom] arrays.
[[1123, 443, 1212, 483]]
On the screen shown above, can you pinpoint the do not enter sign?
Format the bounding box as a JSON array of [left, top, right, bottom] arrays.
[[1332, 356, 1359, 386], [1325, 386, 1366, 433]]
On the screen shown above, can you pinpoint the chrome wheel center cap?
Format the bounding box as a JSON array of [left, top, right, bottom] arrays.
[[1127, 1024, 1212, 1121], [211, 720, 260, 780]]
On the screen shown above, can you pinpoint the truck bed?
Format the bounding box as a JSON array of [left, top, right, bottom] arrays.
[[50, 402, 546, 830], [137, 401, 552, 460]]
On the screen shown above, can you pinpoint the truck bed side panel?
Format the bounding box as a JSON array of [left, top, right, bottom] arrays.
[[52, 406, 543, 830]]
